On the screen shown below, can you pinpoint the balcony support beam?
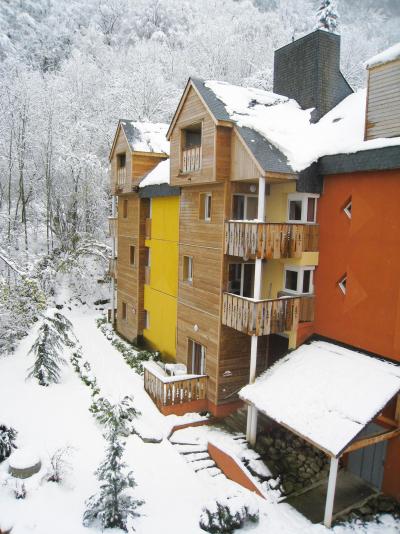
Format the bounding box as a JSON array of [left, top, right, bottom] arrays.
[[247, 176, 265, 446]]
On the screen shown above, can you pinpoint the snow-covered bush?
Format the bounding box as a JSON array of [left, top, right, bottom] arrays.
[[27, 311, 74, 386], [47, 446, 73, 483], [199, 496, 259, 533], [90, 395, 140, 436], [83, 429, 143, 531], [0, 424, 17, 462], [71, 348, 100, 395]]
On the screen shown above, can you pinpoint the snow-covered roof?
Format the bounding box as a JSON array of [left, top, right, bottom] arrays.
[[365, 42, 400, 69], [120, 120, 169, 154], [240, 341, 400, 458], [139, 158, 170, 188], [200, 80, 400, 173]]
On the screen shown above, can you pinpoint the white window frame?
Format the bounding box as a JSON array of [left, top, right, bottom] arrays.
[[144, 310, 150, 329], [204, 193, 212, 221], [232, 194, 258, 220], [183, 255, 193, 283], [227, 262, 255, 298], [287, 193, 319, 224], [283, 265, 315, 295], [343, 199, 352, 219], [338, 274, 347, 294]]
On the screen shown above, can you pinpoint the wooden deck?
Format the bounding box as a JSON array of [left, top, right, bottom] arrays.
[[224, 221, 319, 260]]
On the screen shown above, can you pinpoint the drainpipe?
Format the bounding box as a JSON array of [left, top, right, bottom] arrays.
[[246, 176, 265, 446], [111, 195, 116, 326]]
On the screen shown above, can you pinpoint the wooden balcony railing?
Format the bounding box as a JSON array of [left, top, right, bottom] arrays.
[[143, 362, 207, 410], [145, 218, 152, 239], [224, 221, 319, 260], [145, 266, 151, 285], [107, 257, 117, 279], [116, 167, 126, 189], [222, 292, 303, 336], [108, 216, 117, 239], [182, 146, 201, 173]]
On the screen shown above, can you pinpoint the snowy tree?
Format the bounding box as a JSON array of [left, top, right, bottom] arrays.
[[90, 395, 140, 436], [26, 311, 74, 386], [0, 424, 17, 462], [315, 0, 339, 33], [83, 429, 143, 531]]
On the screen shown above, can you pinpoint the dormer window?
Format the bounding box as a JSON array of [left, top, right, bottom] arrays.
[[117, 153, 126, 168], [288, 193, 318, 223], [117, 153, 127, 188], [181, 123, 202, 173]]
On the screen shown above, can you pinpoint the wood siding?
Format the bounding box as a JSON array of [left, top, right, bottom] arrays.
[[170, 87, 217, 186], [110, 128, 132, 195], [366, 59, 400, 140], [231, 130, 261, 181]]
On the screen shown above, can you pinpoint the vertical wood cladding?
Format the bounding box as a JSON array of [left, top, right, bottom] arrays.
[[366, 60, 400, 140]]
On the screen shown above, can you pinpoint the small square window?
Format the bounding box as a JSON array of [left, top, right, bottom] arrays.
[[122, 301, 127, 321], [199, 193, 212, 221], [285, 270, 298, 292], [343, 198, 352, 219], [183, 256, 193, 282], [303, 269, 311, 293], [284, 266, 314, 294], [307, 198, 316, 222], [123, 199, 128, 218], [338, 275, 347, 294], [129, 245, 135, 267], [144, 310, 150, 329], [289, 200, 302, 221], [288, 194, 318, 223]]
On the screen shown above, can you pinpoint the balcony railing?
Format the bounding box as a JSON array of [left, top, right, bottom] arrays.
[[145, 218, 152, 239], [222, 292, 304, 336], [107, 257, 117, 279], [108, 216, 117, 239], [143, 361, 207, 411], [224, 221, 319, 260], [182, 146, 201, 173], [116, 167, 126, 189]]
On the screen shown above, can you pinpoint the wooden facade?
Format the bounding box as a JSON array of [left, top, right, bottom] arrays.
[[366, 59, 400, 140]]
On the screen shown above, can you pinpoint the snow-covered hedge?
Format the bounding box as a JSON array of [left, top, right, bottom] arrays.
[[200, 496, 259, 533]]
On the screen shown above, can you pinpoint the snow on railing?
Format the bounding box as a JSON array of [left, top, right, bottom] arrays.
[[143, 361, 207, 408]]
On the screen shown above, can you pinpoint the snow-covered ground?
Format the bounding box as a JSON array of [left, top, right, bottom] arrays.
[[0, 307, 399, 533]]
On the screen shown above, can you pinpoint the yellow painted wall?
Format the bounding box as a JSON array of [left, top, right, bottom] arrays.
[[266, 182, 296, 223], [143, 195, 179, 361]]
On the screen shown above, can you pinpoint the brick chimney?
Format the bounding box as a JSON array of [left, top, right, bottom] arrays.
[[273, 29, 352, 122]]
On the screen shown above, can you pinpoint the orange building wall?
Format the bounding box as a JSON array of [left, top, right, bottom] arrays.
[[313, 169, 400, 362]]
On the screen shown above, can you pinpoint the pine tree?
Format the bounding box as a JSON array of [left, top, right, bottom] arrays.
[[27, 311, 74, 386], [0, 424, 17, 462], [90, 395, 140, 436], [83, 429, 143, 531], [315, 0, 339, 33]]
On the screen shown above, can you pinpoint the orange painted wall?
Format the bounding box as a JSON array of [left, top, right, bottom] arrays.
[[314, 169, 400, 362]]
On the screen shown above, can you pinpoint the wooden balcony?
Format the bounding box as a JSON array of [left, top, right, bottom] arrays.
[[222, 292, 304, 336], [182, 146, 201, 173], [224, 221, 319, 260], [143, 361, 208, 415], [145, 218, 152, 239], [107, 257, 117, 279], [108, 216, 117, 238]]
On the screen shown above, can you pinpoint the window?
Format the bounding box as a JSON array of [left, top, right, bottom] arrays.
[[122, 301, 127, 321], [199, 193, 212, 221], [338, 274, 347, 294], [183, 123, 202, 149], [284, 266, 314, 294], [183, 256, 193, 282], [129, 245, 135, 267], [228, 263, 255, 298], [181, 123, 202, 173], [145, 247, 151, 267], [287, 193, 318, 223], [117, 153, 126, 169], [144, 310, 150, 329], [232, 194, 258, 220], [123, 199, 128, 218], [343, 198, 352, 219], [188, 339, 206, 375]]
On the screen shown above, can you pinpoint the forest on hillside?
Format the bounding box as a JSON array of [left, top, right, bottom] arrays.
[[0, 0, 399, 351]]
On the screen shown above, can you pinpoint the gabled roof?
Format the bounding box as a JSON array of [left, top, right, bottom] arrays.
[[109, 120, 169, 161], [240, 341, 400, 458]]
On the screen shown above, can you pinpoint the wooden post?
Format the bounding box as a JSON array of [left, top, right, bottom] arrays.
[[246, 176, 265, 446], [111, 195, 117, 326], [324, 457, 339, 528]]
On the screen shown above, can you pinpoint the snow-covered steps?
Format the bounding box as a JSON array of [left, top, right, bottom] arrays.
[[170, 438, 228, 481]]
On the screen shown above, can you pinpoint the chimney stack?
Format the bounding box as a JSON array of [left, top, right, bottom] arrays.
[[273, 30, 352, 122]]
